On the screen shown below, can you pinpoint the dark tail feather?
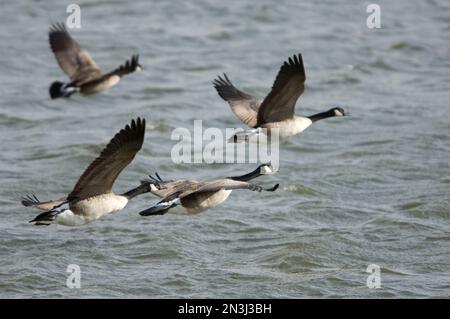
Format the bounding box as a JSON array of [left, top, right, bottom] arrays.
[[49, 81, 77, 99], [29, 210, 58, 225], [139, 203, 174, 216], [139, 193, 180, 216]]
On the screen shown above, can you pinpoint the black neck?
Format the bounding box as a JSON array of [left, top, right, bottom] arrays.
[[122, 184, 149, 200], [229, 166, 261, 182], [308, 109, 335, 122]]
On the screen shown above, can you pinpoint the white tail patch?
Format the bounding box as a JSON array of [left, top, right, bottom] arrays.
[[55, 210, 87, 226]]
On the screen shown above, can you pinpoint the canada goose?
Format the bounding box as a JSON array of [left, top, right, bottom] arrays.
[[139, 163, 278, 216], [48, 23, 142, 99], [213, 53, 346, 142], [22, 118, 152, 226]]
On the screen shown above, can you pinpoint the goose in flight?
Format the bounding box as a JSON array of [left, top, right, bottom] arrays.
[[48, 23, 142, 99], [22, 118, 152, 226], [213, 53, 346, 142], [138, 163, 279, 216]]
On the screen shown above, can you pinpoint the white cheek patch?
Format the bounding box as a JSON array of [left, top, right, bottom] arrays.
[[260, 164, 273, 175], [334, 109, 344, 116]]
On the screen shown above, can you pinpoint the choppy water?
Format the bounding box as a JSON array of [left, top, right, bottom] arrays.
[[1, 0, 449, 298]]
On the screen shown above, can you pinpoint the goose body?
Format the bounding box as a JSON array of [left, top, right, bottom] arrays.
[[158, 184, 233, 215], [52, 194, 129, 226], [76, 75, 121, 96], [213, 53, 346, 142], [146, 188, 232, 215], [69, 194, 128, 221], [148, 179, 226, 215], [180, 189, 232, 214], [22, 118, 151, 226], [139, 164, 278, 216], [48, 23, 142, 99], [264, 116, 313, 140]]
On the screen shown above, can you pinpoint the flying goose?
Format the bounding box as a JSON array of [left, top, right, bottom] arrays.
[[139, 163, 278, 216], [213, 53, 346, 142], [48, 23, 142, 99], [22, 118, 152, 226]]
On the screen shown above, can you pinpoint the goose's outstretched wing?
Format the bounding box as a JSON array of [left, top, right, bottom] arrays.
[[68, 118, 146, 201], [256, 53, 306, 126], [49, 23, 103, 84], [186, 179, 279, 194], [21, 194, 67, 211], [109, 55, 141, 77], [157, 179, 278, 200], [213, 74, 261, 127], [138, 179, 278, 216]]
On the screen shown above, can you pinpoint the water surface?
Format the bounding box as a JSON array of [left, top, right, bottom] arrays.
[[0, 0, 449, 298]]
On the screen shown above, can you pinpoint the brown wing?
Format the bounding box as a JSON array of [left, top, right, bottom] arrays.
[[256, 54, 306, 126], [213, 74, 261, 127], [141, 179, 278, 216], [178, 179, 255, 198], [21, 194, 67, 211], [49, 23, 103, 85], [151, 179, 201, 198], [68, 118, 146, 201]]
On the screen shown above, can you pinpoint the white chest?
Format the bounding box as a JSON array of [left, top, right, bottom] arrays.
[[69, 194, 128, 223], [265, 116, 312, 139]]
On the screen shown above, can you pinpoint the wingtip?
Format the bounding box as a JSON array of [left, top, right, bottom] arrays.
[[129, 117, 146, 146], [21, 194, 39, 207], [212, 74, 222, 86], [213, 73, 232, 87], [285, 53, 303, 66], [49, 22, 67, 33], [134, 117, 146, 131], [212, 76, 220, 86], [131, 54, 139, 65]]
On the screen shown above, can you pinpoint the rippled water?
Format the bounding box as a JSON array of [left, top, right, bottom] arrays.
[[1, 0, 449, 298]]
